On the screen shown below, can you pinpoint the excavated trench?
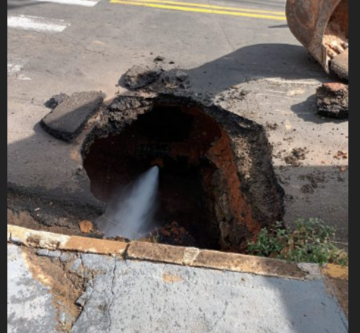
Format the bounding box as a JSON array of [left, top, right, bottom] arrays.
[[81, 94, 284, 252]]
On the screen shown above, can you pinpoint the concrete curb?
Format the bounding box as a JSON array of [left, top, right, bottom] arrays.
[[126, 241, 308, 280], [7, 224, 345, 282], [8, 224, 127, 256]]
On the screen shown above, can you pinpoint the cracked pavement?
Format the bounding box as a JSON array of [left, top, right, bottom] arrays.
[[8, 243, 348, 333]]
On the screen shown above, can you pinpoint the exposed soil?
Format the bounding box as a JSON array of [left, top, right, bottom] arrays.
[[284, 148, 308, 167], [7, 189, 103, 238], [322, 265, 348, 319], [22, 247, 86, 331], [81, 94, 285, 251], [144, 221, 197, 247]]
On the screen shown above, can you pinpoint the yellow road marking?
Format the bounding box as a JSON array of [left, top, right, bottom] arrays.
[[117, 0, 285, 15], [110, 0, 286, 20]]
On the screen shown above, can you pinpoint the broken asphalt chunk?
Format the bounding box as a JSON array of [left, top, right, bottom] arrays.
[[40, 91, 105, 142], [124, 65, 162, 90], [316, 83, 348, 119], [175, 70, 188, 82]]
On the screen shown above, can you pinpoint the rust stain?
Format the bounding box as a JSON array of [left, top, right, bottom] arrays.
[[207, 128, 260, 235]]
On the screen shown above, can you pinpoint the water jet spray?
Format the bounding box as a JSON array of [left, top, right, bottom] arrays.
[[95, 166, 159, 240]]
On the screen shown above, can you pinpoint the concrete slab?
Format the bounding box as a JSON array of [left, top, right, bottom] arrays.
[[7, 233, 348, 333], [40, 91, 105, 142], [8, 244, 58, 333], [72, 259, 348, 333]]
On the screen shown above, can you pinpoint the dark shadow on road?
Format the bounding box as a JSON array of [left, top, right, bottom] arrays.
[[268, 24, 288, 28], [119, 43, 340, 124], [290, 95, 348, 124], [185, 44, 326, 94], [8, 0, 42, 9], [119, 44, 327, 97]]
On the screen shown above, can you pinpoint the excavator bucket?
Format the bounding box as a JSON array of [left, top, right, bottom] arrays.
[[286, 0, 348, 80]]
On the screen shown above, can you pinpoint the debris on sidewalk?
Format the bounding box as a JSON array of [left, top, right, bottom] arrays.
[[316, 83, 348, 119]]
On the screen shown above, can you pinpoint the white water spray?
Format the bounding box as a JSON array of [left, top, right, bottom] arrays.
[[96, 166, 159, 239]]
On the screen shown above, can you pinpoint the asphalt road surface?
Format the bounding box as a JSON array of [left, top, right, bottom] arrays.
[[8, 0, 348, 244]]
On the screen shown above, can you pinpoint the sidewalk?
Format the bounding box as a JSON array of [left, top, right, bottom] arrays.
[[8, 225, 348, 333]]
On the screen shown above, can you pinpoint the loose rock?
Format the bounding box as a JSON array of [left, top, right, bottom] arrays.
[[153, 55, 165, 62], [316, 83, 348, 119], [44, 93, 69, 109], [108, 96, 151, 112], [176, 70, 188, 82], [79, 220, 93, 233], [124, 65, 162, 89]]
